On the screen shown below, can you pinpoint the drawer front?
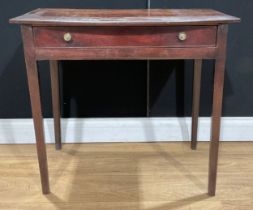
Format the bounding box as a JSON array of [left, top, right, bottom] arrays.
[[34, 26, 217, 48]]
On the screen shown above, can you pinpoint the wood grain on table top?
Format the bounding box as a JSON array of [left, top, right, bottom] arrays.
[[10, 8, 240, 26]]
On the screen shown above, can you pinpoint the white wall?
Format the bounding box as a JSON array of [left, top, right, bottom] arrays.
[[0, 117, 252, 144]]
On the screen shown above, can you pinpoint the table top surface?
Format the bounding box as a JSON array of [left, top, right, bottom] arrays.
[[10, 8, 240, 26]]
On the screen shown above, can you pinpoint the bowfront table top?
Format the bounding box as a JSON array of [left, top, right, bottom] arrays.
[[10, 8, 240, 26], [10, 9, 240, 197]]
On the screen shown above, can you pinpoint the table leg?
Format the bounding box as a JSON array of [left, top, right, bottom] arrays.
[[191, 60, 202, 150], [22, 26, 50, 194], [50, 60, 62, 150], [208, 58, 226, 196], [208, 25, 228, 196]]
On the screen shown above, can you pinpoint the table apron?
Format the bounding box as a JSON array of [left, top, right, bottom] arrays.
[[35, 47, 217, 60]]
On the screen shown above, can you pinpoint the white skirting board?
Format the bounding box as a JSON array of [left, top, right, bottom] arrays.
[[0, 117, 252, 144]]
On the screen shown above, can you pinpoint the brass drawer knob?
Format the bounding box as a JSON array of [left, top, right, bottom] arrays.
[[178, 32, 187, 41], [63, 33, 72, 42]]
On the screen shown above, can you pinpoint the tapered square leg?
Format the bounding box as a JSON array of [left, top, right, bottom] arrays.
[[208, 58, 226, 196], [191, 59, 202, 150], [21, 26, 50, 194], [50, 60, 62, 150], [208, 25, 228, 196]]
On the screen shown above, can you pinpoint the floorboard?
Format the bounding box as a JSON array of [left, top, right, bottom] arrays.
[[0, 142, 252, 210]]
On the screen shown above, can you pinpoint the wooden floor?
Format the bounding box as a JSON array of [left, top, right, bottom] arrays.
[[0, 142, 252, 210]]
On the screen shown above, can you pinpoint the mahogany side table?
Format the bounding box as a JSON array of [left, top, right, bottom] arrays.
[[10, 9, 240, 196]]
